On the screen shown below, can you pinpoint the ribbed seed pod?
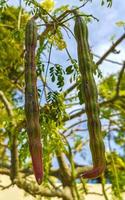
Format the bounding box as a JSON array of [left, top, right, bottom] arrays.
[[74, 11, 106, 179], [25, 18, 43, 184]]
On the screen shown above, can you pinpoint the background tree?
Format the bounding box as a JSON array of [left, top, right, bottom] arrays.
[[0, 0, 125, 200]]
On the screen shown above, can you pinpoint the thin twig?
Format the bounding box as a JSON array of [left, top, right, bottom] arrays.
[[62, 24, 76, 39], [40, 44, 53, 102], [64, 83, 78, 97], [87, 192, 103, 196], [66, 128, 88, 138], [62, 13, 99, 24], [0, 183, 13, 190], [68, 108, 82, 115], [63, 119, 87, 134], [93, 54, 122, 66], [56, 0, 91, 22]]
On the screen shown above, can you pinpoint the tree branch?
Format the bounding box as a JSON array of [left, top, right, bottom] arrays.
[[94, 54, 122, 66], [96, 33, 125, 66], [0, 168, 10, 175], [0, 90, 13, 117], [116, 61, 125, 96], [56, 152, 71, 186], [63, 119, 87, 135], [64, 83, 78, 97], [16, 178, 71, 200], [64, 109, 85, 122]]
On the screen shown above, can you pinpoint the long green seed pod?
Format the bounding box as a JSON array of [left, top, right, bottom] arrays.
[[74, 11, 106, 179], [25, 17, 43, 184]]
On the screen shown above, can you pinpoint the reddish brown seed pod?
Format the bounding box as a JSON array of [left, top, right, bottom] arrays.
[[81, 165, 105, 179], [25, 18, 43, 184]]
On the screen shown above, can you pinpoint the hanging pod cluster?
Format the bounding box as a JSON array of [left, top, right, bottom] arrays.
[[74, 11, 106, 178], [24, 11, 106, 184], [25, 17, 43, 185]]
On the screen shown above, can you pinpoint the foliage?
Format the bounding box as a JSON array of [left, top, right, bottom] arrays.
[[0, 6, 28, 96], [0, 1, 125, 200]]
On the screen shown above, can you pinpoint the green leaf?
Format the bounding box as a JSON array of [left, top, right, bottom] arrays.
[[116, 21, 125, 27], [110, 34, 116, 42], [52, 75, 55, 82], [101, 0, 105, 6], [101, 0, 112, 7], [66, 65, 74, 74]]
